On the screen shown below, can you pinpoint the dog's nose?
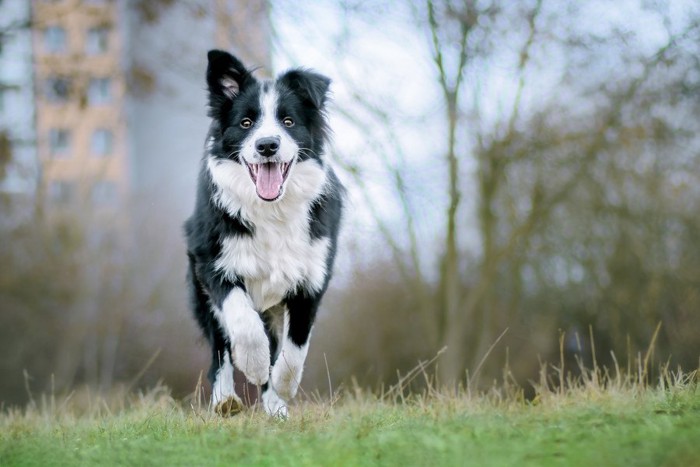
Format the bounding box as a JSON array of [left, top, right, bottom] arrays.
[[255, 136, 281, 157]]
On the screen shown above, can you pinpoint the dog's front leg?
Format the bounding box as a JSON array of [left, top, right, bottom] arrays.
[[269, 294, 319, 402], [218, 288, 270, 385]]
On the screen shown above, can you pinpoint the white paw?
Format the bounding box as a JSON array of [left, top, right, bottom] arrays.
[[262, 388, 288, 419], [232, 322, 270, 385], [271, 360, 301, 400], [271, 342, 308, 400]]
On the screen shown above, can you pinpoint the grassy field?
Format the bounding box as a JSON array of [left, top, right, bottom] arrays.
[[1, 370, 698, 467]]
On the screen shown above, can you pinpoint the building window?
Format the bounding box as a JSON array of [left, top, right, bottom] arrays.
[[91, 180, 118, 206], [44, 77, 71, 102], [48, 128, 70, 157], [48, 180, 74, 204], [91, 128, 113, 156], [88, 78, 111, 105], [86, 27, 109, 54], [44, 26, 66, 54], [0, 130, 10, 164]]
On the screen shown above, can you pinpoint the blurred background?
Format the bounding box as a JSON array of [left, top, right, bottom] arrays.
[[1, 0, 699, 405]]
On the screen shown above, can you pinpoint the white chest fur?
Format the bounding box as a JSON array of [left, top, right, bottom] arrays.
[[209, 157, 330, 311], [217, 220, 329, 311]]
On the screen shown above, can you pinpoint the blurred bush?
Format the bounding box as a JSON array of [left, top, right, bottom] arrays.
[[0, 199, 206, 405]]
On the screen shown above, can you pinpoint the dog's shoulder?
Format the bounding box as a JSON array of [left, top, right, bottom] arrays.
[[185, 166, 253, 259], [308, 167, 344, 241]]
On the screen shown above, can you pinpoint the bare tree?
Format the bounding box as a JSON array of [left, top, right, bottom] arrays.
[[275, 0, 700, 386]]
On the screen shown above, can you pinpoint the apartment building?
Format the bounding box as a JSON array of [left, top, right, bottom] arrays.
[[33, 0, 129, 212], [0, 1, 36, 225]]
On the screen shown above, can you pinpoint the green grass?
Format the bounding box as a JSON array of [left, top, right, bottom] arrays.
[[1, 380, 698, 467]]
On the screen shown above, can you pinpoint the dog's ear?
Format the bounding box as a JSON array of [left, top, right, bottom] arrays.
[[206, 50, 252, 118], [279, 69, 331, 110]]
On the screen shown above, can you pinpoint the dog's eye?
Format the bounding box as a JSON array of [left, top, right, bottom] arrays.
[[283, 117, 295, 128], [240, 118, 253, 129]]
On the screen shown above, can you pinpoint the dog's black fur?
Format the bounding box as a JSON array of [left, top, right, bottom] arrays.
[[184, 50, 342, 416]]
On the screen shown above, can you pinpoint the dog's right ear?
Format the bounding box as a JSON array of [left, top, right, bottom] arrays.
[[206, 50, 251, 118]]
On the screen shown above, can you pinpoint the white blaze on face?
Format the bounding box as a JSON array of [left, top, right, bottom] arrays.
[[239, 84, 299, 201], [252, 89, 286, 154]]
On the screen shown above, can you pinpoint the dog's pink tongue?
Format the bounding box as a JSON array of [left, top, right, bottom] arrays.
[[256, 163, 283, 200]]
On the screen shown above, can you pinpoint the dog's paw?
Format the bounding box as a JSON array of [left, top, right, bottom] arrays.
[[271, 345, 306, 400], [271, 364, 301, 400], [214, 395, 243, 417], [262, 389, 288, 419], [232, 321, 270, 385]]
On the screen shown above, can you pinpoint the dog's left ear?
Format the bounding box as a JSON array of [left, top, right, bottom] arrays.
[[279, 69, 331, 110], [206, 50, 252, 118]]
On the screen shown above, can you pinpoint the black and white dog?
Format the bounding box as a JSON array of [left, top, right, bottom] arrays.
[[184, 50, 343, 417]]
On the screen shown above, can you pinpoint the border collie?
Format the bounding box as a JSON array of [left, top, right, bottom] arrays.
[[184, 50, 343, 417]]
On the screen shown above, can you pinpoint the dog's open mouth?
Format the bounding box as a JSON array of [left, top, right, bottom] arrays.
[[246, 161, 292, 201]]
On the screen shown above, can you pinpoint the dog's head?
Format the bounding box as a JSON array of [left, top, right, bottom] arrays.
[[206, 50, 331, 203]]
